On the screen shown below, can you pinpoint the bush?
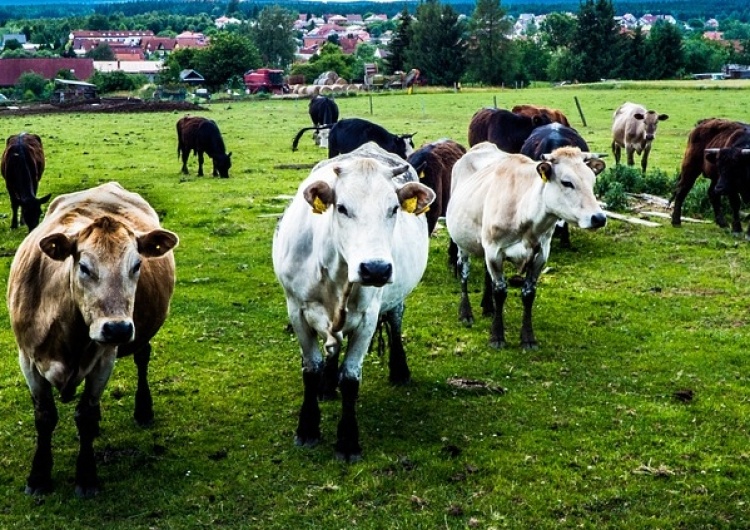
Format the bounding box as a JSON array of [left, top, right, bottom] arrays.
[[90, 71, 148, 94], [595, 164, 677, 211], [681, 179, 714, 219]]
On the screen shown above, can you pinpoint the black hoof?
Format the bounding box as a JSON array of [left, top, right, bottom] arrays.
[[460, 317, 474, 327], [489, 340, 506, 350], [75, 484, 100, 498], [295, 435, 320, 448], [334, 450, 362, 463], [25, 482, 52, 496], [134, 410, 154, 428], [522, 341, 539, 350], [318, 389, 338, 402]]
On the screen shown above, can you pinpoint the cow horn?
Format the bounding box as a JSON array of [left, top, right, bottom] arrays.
[[583, 152, 608, 159], [391, 164, 410, 177], [705, 148, 720, 154], [742, 149, 750, 155]]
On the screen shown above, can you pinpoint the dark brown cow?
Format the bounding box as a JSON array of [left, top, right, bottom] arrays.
[[176, 116, 232, 177], [8, 182, 178, 497], [671, 118, 750, 236], [512, 104, 571, 127], [1, 133, 51, 231], [468, 108, 551, 152], [407, 139, 466, 235]]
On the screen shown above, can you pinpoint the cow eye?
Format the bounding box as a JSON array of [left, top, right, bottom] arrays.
[[562, 180, 575, 189], [79, 262, 92, 278], [131, 261, 142, 275], [390, 205, 399, 217], [336, 204, 350, 217]]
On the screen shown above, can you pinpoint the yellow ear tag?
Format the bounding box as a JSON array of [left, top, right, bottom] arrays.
[[540, 167, 549, 183], [402, 197, 418, 214], [312, 196, 328, 214], [419, 171, 425, 179]]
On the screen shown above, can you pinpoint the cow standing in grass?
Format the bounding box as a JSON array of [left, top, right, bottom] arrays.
[[446, 147, 606, 349], [467, 108, 551, 151], [176, 116, 232, 178], [8, 182, 178, 496], [273, 143, 434, 461], [1, 133, 51, 231], [611, 102, 668, 174]]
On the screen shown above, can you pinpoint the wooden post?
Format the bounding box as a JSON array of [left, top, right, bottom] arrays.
[[493, 95, 497, 109], [369, 94, 373, 115], [574, 96, 587, 127]]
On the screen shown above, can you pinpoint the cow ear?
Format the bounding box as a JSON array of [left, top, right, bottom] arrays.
[[398, 182, 435, 215], [37, 193, 52, 205], [658, 114, 669, 121], [40, 233, 75, 261], [137, 229, 179, 258], [705, 150, 719, 163], [228, 152, 233, 158], [537, 162, 552, 182], [633, 113, 645, 120], [303, 180, 334, 214], [586, 159, 606, 175]]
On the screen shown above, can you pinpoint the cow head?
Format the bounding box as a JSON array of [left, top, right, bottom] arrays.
[[303, 158, 434, 286], [708, 147, 750, 196], [399, 133, 416, 159], [39, 216, 179, 344], [539, 147, 607, 229], [215, 152, 232, 178], [633, 110, 669, 142], [20, 193, 51, 232]]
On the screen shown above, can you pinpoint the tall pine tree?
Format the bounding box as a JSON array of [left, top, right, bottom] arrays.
[[406, 0, 465, 86], [384, 8, 412, 74], [569, 0, 618, 82], [465, 0, 515, 86]]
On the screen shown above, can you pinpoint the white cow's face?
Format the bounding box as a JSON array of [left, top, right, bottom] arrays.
[[539, 147, 607, 230], [39, 216, 178, 344], [304, 158, 434, 286]]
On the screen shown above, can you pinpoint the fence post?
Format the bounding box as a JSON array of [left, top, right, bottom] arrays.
[[574, 96, 587, 127], [369, 94, 373, 115]]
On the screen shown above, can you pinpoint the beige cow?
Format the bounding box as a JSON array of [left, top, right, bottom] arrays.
[[8, 182, 178, 497], [611, 101, 669, 173]]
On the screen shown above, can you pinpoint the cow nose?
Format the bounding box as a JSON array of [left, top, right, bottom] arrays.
[[645, 134, 655, 141], [101, 321, 135, 343], [590, 213, 607, 229], [359, 260, 392, 286]]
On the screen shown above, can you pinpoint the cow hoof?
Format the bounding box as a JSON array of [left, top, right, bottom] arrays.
[[522, 341, 539, 350], [25, 481, 52, 496], [295, 435, 320, 448], [489, 340, 506, 349], [74, 484, 100, 498], [334, 450, 362, 463], [134, 412, 154, 428], [389, 374, 411, 386], [671, 221, 682, 228], [318, 389, 338, 402], [460, 317, 474, 327]]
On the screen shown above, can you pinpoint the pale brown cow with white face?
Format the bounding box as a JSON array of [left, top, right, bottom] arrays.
[[611, 101, 669, 174], [7, 182, 178, 497]]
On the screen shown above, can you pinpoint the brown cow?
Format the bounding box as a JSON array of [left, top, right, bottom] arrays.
[[611, 102, 669, 173], [1, 133, 51, 231], [8, 182, 178, 497], [406, 138, 466, 235], [176, 116, 232, 177], [671, 118, 750, 236], [512, 104, 571, 127], [468, 108, 551, 151]]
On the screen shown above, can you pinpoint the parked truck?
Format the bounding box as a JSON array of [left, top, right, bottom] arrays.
[[243, 68, 288, 94]]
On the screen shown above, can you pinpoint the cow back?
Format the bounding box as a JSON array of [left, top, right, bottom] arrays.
[[512, 104, 571, 128], [521, 123, 589, 161], [468, 108, 551, 152]]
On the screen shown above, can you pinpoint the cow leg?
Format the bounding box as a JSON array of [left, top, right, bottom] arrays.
[[74, 350, 116, 498], [611, 141, 621, 166], [626, 145, 636, 167], [383, 302, 410, 385], [671, 172, 702, 227], [520, 253, 545, 350], [448, 240, 459, 277], [10, 198, 20, 229], [485, 253, 507, 349], [133, 343, 154, 426], [180, 149, 189, 175], [554, 221, 572, 249], [197, 152, 205, 176], [319, 349, 339, 401], [641, 144, 651, 174], [727, 192, 743, 235], [707, 180, 729, 228], [20, 353, 58, 495], [294, 317, 323, 447], [480, 267, 494, 317], [457, 250, 474, 326]]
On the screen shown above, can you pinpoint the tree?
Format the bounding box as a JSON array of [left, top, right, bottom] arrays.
[[226, 0, 240, 16], [406, 0, 465, 86], [541, 12, 576, 50], [616, 25, 647, 80], [645, 21, 685, 79], [384, 8, 412, 74], [569, 0, 619, 82], [465, 0, 515, 86], [682, 35, 729, 75], [252, 6, 296, 69], [3, 38, 22, 51], [195, 32, 261, 88], [291, 42, 355, 81], [85, 42, 116, 61], [15, 72, 48, 100]]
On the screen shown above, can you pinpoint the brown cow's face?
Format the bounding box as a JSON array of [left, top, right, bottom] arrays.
[[39, 216, 178, 344]]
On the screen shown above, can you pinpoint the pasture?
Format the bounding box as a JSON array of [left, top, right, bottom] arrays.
[[0, 84, 749, 529]]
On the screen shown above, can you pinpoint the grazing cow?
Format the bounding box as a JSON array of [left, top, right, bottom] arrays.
[[512, 104, 571, 127], [313, 118, 415, 160], [671, 118, 750, 236], [468, 108, 551, 152], [1, 133, 51, 231], [291, 96, 341, 150], [8, 182, 178, 497], [521, 123, 592, 248], [611, 102, 669, 174], [446, 147, 606, 349], [176, 116, 232, 177], [273, 143, 435, 461], [407, 138, 466, 235]]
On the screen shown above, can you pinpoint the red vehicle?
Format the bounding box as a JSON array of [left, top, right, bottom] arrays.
[[243, 68, 288, 94]]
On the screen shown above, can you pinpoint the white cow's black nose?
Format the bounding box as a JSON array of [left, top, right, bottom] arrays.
[[359, 260, 392, 286], [101, 321, 134, 343], [590, 213, 607, 229]]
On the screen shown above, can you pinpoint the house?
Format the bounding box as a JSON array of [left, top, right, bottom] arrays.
[[175, 31, 208, 49], [179, 69, 205, 84], [215, 16, 242, 29], [2, 33, 26, 48], [0, 58, 95, 87], [94, 60, 164, 82]]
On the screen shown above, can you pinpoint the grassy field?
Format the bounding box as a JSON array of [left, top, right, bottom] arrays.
[[1, 83, 750, 529]]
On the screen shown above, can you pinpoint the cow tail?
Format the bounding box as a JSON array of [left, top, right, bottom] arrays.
[[292, 125, 328, 152]]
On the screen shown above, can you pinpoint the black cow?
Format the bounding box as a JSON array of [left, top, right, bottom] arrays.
[[291, 96, 340, 150], [176, 116, 232, 178], [321, 118, 415, 160], [521, 123, 592, 249], [468, 108, 551, 152], [1, 133, 51, 231]]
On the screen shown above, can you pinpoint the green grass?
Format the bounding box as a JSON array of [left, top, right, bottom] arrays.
[[1, 84, 750, 529]]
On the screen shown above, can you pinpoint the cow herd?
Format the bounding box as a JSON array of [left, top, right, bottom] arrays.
[[2, 96, 749, 497]]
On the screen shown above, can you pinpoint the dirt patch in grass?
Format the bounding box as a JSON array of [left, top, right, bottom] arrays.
[[0, 98, 206, 116]]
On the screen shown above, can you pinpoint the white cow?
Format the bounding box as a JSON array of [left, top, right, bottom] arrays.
[[611, 102, 669, 174], [446, 146, 606, 349], [273, 143, 435, 461]]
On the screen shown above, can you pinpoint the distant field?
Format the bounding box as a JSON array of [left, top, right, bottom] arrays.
[[1, 84, 749, 529]]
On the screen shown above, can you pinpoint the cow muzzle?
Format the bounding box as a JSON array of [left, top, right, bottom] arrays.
[[589, 212, 607, 229], [358, 260, 393, 287], [93, 319, 135, 344]]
